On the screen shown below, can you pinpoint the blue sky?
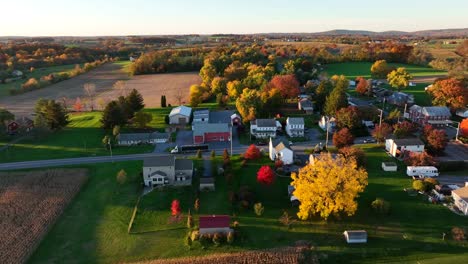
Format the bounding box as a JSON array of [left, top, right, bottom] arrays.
[[1, 0, 467, 36]]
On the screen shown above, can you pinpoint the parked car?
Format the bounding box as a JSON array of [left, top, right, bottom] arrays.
[[363, 138, 376, 143], [256, 141, 267, 146]]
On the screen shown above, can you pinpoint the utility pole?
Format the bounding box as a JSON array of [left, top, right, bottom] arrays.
[[108, 138, 113, 161], [378, 109, 383, 143], [230, 124, 233, 156], [455, 121, 460, 142], [325, 116, 329, 149]]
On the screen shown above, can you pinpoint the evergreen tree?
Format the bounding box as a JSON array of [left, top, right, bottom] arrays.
[[118, 96, 133, 120], [101, 101, 125, 129], [34, 99, 69, 130], [126, 89, 145, 113], [161, 95, 167, 108], [324, 77, 348, 116]]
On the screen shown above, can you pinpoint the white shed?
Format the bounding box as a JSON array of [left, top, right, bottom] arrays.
[[382, 162, 397, 172], [169, 106, 192, 125], [343, 230, 368, 244]]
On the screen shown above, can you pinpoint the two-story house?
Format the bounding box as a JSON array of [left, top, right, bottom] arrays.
[[269, 138, 294, 165], [143, 156, 193, 187], [318, 116, 336, 133], [409, 105, 451, 126], [286, 117, 305, 137], [250, 119, 277, 139], [385, 138, 425, 158]]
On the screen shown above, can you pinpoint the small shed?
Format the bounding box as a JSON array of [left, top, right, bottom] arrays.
[[199, 215, 232, 235], [382, 162, 397, 172], [343, 230, 368, 244], [199, 178, 215, 191]]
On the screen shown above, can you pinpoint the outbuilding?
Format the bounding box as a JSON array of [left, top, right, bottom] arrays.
[[169, 105, 192, 125], [343, 230, 368, 244], [382, 162, 397, 172], [199, 215, 232, 235]]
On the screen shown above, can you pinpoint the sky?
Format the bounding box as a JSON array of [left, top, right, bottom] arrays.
[[1, 0, 467, 36]]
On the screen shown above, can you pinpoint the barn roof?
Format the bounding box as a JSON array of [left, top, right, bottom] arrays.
[[199, 215, 230, 228], [169, 105, 192, 117]]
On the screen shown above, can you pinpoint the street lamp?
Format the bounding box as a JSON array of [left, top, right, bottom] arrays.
[[447, 120, 461, 142]]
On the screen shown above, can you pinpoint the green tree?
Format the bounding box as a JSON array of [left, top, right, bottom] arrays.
[[211, 150, 216, 159], [112, 125, 120, 137], [371, 198, 390, 215], [196, 149, 202, 159], [315, 80, 333, 112], [253, 202, 265, 216], [126, 89, 145, 113], [161, 95, 167, 107], [101, 101, 126, 129], [387, 67, 413, 92], [324, 86, 348, 116], [34, 99, 69, 131], [236, 88, 262, 123], [133, 111, 153, 128], [0, 108, 14, 132]]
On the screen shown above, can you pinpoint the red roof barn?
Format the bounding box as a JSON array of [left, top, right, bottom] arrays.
[[199, 215, 232, 234]]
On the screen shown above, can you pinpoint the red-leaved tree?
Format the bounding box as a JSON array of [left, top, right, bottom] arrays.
[[333, 128, 355, 149], [267, 74, 300, 98], [73, 97, 83, 112], [404, 151, 436, 166], [171, 199, 181, 216], [428, 78, 468, 110], [393, 121, 417, 138], [355, 77, 368, 96], [426, 128, 448, 155], [372, 123, 393, 143], [257, 165, 275, 185], [244, 144, 261, 160], [461, 118, 468, 137]]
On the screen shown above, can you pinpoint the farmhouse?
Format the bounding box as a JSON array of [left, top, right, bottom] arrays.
[[386, 92, 414, 106], [7, 117, 34, 134], [318, 116, 336, 132], [169, 105, 192, 125], [343, 230, 368, 244], [199, 215, 232, 235], [269, 138, 294, 165], [385, 138, 425, 158], [142, 156, 193, 187], [409, 105, 451, 126], [286, 117, 305, 137], [298, 98, 314, 114], [193, 109, 210, 124], [117, 132, 169, 146], [452, 184, 468, 215], [193, 123, 230, 144], [250, 119, 277, 139]]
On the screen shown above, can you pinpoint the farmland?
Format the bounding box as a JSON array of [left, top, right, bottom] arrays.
[[0, 62, 200, 117], [29, 145, 468, 263], [0, 168, 88, 264]]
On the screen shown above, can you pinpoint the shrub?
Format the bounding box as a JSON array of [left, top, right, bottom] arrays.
[[424, 178, 439, 190], [190, 230, 200, 241], [185, 233, 192, 248], [212, 232, 224, 246], [227, 231, 235, 244], [241, 159, 247, 167], [116, 169, 127, 184], [412, 180, 428, 192], [22, 78, 40, 90], [196, 149, 202, 159], [452, 227, 466, 241], [274, 159, 284, 168], [232, 221, 240, 228], [254, 202, 265, 216], [371, 198, 391, 215], [164, 115, 169, 124]]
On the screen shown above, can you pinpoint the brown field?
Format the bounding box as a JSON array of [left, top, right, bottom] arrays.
[[0, 63, 200, 117], [0, 169, 88, 264], [129, 247, 317, 264]]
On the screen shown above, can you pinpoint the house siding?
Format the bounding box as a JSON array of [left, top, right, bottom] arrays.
[[453, 192, 468, 215], [199, 227, 232, 235]]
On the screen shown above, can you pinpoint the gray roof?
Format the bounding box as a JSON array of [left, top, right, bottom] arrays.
[[209, 110, 234, 123], [200, 178, 214, 184], [193, 109, 210, 119], [422, 106, 451, 117], [193, 123, 230, 136], [144, 155, 174, 167], [299, 99, 313, 108], [344, 230, 367, 239], [287, 117, 304, 125], [169, 105, 192, 117], [253, 119, 276, 127], [150, 132, 170, 139], [392, 138, 424, 146], [175, 159, 193, 170]]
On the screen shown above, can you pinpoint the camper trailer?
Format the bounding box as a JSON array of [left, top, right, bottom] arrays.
[[406, 166, 439, 177]]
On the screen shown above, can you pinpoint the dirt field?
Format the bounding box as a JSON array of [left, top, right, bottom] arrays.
[[0, 62, 200, 117], [0, 169, 88, 264]]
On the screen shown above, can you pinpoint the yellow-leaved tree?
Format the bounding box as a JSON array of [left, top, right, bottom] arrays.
[[291, 153, 368, 220]]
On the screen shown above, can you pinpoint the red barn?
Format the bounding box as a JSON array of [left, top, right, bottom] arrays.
[[193, 123, 230, 144], [199, 215, 232, 235], [7, 121, 19, 134]]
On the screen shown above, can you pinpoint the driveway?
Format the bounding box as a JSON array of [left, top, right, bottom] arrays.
[[437, 142, 468, 162], [437, 175, 468, 186], [175, 130, 193, 146]]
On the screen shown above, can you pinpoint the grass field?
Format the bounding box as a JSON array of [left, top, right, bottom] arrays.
[[324, 62, 447, 80], [0, 112, 155, 163], [29, 144, 468, 263], [0, 64, 81, 97]]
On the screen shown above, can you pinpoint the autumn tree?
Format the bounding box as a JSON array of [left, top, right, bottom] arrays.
[[171, 199, 181, 216], [427, 78, 468, 110], [355, 77, 369, 95], [211, 76, 228, 94], [423, 125, 448, 155], [257, 166, 275, 185], [244, 144, 261, 160], [194, 198, 200, 212], [371, 60, 391, 78], [339, 146, 366, 167], [236, 88, 262, 123], [227, 80, 243, 99], [267, 74, 300, 98], [372, 123, 393, 143], [404, 151, 436, 166], [335, 106, 361, 131], [116, 169, 127, 184], [83, 83, 96, 111], [393, 121, 416, 138], [73, 97, 83, 112], [261, 88, 282, 116], [133, 111, 153, 128], [333, 128, 355, 148], [461, 118, 468, 137], [189, 84, 206, 107], [291, 153, 368, 220], [387, 67, 413, 92], [199, 61, 217, 87], [254, 202, 265, 216]]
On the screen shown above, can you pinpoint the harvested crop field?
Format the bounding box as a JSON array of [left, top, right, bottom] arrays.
[[0, 62, 200, 117], [130, 247, 318, 264], [0, 169, 88, 264]]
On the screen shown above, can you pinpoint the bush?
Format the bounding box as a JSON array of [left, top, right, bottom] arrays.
[[227, 231, 235, 244], [190, 230, 200, 241], [424, 178, 439, 190], [452, 227, 466, 241], [185, 233, 192, 248], [413, 180, 429, 192], [371, 198, 390, 215], [164, 115, 169, 124], [254, 202, 265, 216], [212, 232, 224, 246]]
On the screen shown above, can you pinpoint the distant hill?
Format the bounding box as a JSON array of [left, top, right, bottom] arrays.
[[310, 28, 468, 37]]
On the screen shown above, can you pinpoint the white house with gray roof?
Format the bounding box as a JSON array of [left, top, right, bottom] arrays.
[[286, 117, 305, 137], [169, 105, 192, 125], [269, 138, 294, 165], [117, 132, 169, 146], [143, 156, 193, 187], [250, 119, 277, 139]]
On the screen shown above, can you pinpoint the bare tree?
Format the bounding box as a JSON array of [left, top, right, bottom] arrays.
[[83, 83, 96, 111], [175, 87, 184, 106], [60, 96, 68, 110], [96, 97, 108, 111], [113, 80, 128, 97]]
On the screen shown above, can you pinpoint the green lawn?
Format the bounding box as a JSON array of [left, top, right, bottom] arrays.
[[28, 146, 468, 263], [0, 64, 82, 97], [0, 112, 155, 163], [325, 62, 447, 79]]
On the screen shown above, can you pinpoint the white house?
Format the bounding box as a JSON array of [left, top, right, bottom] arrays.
[[169, 105, 192, 125], [406, 166, 439, 177], [385, 138, 425, 158], [343, 230, 367, 244], [250, 119, 277, 139], [286, 117, 305, 137], [318, 116, 336, 132], [269, 138, 294, 165], [298, 98, 314, 114], [452, 184, 468, 215], [382, 162, 397, 172], [456, 109, 468, 118]]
